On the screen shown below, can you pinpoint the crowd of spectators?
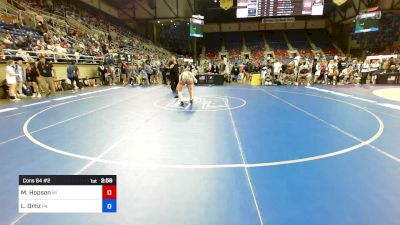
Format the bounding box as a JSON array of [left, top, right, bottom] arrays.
[[199, 55, 400, 86], [1, 0, 175, 99], [1, 0, 171, 64]]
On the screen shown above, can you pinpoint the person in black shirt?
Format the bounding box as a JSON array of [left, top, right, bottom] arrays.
[[168, 56, 179, 97], [98, 62, 106, 85], [231, 63, 240, 82], [210, 64, 219, 74], [36, 55, 56, 97], [108, 33, 112, 45], [26, 62, 41, 98], [161, 64, 168, 85], [338, 57, 346, 74]]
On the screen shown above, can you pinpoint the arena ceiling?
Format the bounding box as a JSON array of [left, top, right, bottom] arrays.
[[106, 0, 400, 24], [104, 0, 195, 22]]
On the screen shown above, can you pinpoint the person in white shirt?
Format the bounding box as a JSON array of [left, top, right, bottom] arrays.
[[327, 60, 339, 85], [297, 62, 312, 85], [273, 60, 282, 80], [293, 57, 300, 76], [283, 60, 296, 85], [15, 60, 26, 98], [339, 66, 353, 84], [6, 60, 19, 100], [369, 60, 380, 84], [361, 60, 370, 84], [313, 61, 322, 83], [177, 69, 198, 107], [260, 66, 267, 85]]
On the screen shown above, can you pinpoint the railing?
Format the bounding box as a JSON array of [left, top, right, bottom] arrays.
[[9, 0, 65, 21], [0, 0, 36, 27], [1, 49, 104, 64], [0, 0, 171, 60], [7, 0, 95, 40], [1, 0, 68, 31]]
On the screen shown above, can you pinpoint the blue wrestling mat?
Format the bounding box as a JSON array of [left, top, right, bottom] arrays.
[[0, 85, 399, 225]]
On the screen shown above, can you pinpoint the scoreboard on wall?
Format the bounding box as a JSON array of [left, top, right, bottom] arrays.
[[190, 15, 204, 38], [19, 175, 117, 213], [237, 0, 324, 18]]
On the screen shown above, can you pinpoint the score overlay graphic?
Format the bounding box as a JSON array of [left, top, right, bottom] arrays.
[[18, 175, 117, 213]]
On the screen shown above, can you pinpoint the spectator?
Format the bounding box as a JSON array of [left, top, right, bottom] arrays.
[[209, 64, 219, 74], [2, 33, 14, 48], [18, 10, 26, 27], [15, 60, 26, 98], [0, 44, 5, 61], [231, 63, 240, 82], [361, 60, 370, 84], [36, 55, 56, 96], [339, 65, 353, 84], [98, 62, 106, 85], [35, 14, 44, 26], [120, 62, 129, 86], [16, 49, 33, 62], [128, 64, 139, 86], [106, 64, 115, 86], [139, 65, 149, 85], [6, 60, 19, 100], [161, 64, 168, 85], [313, 61, 322, 83], [67, 61, 83, 90], [107, 33, 112, 45], [26, 62, 41, 98], [144, 60, 153, 84], [297, 62, 312, 85]]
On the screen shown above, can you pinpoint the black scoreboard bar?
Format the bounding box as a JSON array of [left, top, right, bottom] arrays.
[[19, 175, 117, 185]]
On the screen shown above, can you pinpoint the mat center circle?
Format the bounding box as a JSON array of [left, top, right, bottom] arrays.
[[154, 96, 247, 111]]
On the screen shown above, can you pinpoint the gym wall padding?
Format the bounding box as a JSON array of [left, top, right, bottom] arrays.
[[0, 63, 100, 82]]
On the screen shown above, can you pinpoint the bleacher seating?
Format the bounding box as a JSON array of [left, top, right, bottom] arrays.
[[224, 32, 242, 51], [308, 29, 343, 56], [299, 49, 314, 58], [308, 29, 335, 49], [265, 31, 289, 58], [0, 0, 171, 64], [251, 51, 264, 59], [286, 30, 311, 49], [0, 21, 41, 39], [245, 31, 265, 59], [228, 50, 241, 59], [206, 51, 218, 59], [205, 32, 221, 59], [266, 31, 289, 50], [323, 48, 340, 56], [200, 28, 349, 60], [245, 32, 264, 51], [274, 49, 289, 58], [160, 21, 189, 53]]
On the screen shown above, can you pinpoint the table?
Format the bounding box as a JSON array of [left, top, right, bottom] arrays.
[[195, 74, 224, 85], [374, 72, 400, 84]]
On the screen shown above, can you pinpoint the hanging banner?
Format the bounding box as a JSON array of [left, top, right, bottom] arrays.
[[220, 0, 233, 10], [333, 0, 347, 6]]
